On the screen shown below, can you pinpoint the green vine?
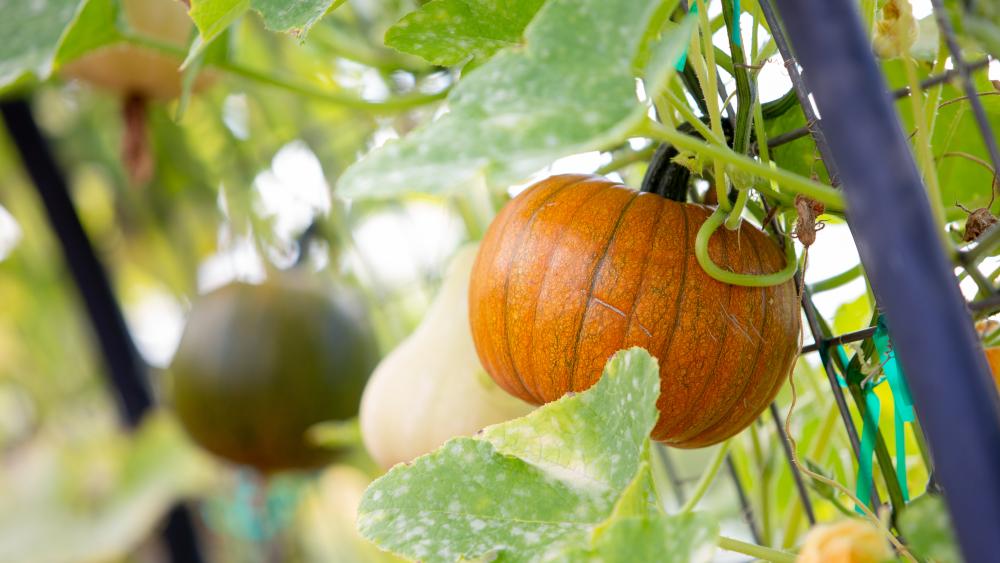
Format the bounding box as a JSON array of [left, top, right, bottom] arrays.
[[641, 120, 845, 210], [695, 207, 799, 287]]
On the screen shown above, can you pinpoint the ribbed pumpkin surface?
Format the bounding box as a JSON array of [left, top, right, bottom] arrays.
[[469, 174, 800, 447]]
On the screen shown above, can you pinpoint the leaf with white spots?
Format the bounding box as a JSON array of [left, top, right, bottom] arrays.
[[559, 512, 719, 563], [358, 348, 669, 562], [0, 0, 85, 91], [384, 0, 546, 67], [337, 0, 692, 199], [480, 348, 661, 494], [188, 0, 343, 50]]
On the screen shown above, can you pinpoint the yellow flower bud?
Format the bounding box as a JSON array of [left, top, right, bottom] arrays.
[[872, 0, 918, 59], [797, 519, 893, 563]]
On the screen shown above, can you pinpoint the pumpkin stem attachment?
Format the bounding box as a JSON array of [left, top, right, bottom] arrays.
[[695, 207, 798, 287], [641, 118, 734, 203]]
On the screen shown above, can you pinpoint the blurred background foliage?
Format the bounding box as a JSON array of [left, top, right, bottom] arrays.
[[0, 0, 971, 561], [0, 2, 464, 561]]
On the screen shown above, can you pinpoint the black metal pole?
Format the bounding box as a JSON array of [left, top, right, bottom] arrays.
[[0, 99, 204, 563], [771, 1, 1000, 561]]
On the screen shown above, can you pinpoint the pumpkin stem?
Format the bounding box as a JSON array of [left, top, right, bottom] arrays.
[[640, 118, 734, 203]]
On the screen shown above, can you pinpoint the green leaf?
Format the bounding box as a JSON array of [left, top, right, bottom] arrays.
[[833, 292, 872, 336], [250, 0, 345, 35], [189, 0, 343, 44], [53, 0, 123, 66], [566, 512, 719, 563], [764, 102, 832, 185], [897, 494, 961, 563], [337, 0, 694, 199], [189, 0, 249, 45], [384, 0, 546, 67], [357, 348, 665, 562], [0, 0, 84, 91]]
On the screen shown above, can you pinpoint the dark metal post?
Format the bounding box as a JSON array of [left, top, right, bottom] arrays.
[[1, 99, 204, 563], [771, 1, 1000, 560]]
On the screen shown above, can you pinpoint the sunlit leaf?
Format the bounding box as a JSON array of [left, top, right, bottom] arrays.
[[251, 0, 346, 35], [898, 494, 961, 563], [189, 0, 344, 46], [0, 0, 83, 90], [384, 0, 546, 67], [565, 512, 718, 563], [337, 0, 692, 199], [357, 348, 669, 562]]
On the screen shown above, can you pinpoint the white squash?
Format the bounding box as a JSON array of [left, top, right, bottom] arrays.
[[360, 244, 533, 469]]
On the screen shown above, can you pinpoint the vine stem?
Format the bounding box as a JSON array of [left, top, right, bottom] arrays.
[[782, 252, 917, 562], [680, 439, 731, 514], [640, 120, 845, 210], [691, 0, 731, 211], [595, 145, 657, 175], [809, 263, 864, 293], [902, 55, 949, 245], [121, 33, 449, 112], [696, 207, 799, 287], [718, 535, 796, 563]]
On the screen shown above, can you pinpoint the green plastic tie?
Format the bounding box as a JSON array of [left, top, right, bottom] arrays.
[[855, 376, 881, 513], [873, 315, 913, 502], [732, 0, 742, 47], [674, 3, 699, 72]]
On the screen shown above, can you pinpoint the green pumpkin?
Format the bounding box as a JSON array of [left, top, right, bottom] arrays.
[[170, 275, 378, 473]]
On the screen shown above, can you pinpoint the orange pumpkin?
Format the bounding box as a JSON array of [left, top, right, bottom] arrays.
[[984, 347, 1000, 389], [469, 174, 801, 447]]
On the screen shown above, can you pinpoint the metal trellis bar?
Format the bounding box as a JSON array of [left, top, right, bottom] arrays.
[[772, 0, 1000, 560], [0, 99, 205, 563]]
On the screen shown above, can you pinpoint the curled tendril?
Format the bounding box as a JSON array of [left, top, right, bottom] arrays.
[[695, 207, 798, 287]]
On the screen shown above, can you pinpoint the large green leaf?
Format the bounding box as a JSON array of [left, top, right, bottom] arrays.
[[897, 494, 961, 563], [384, 0, 546, 67], [52, 0, 122, 66], [358, 348, 679, 562], [565, 513, 718, 563], [764, 102, 832, 185], [250, 0, 345, 35], [189, 0, 342, 45], [189, 0, 249, 45], [0, 0, 83, 90], [337, 0, 692, 199]]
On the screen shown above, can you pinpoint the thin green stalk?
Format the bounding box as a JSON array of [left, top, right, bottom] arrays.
[[781, 403, 840, 548], [924, 35, 950, 136], [910, 419, 935, 479], [726, 188, 751, 228], [681, 440, 732, 513], [719, 536, 796, 563], [308, 24, 428, 73], [661, 87, 725, 144], [748, 424, 773, 547], [122, 32, 448, 112], [596, 145, 657, 175], [691, 0, 731, 210], [723, 0, 755, 230], [902, 55, 949, 245], [752, 38, 778, 68], [642, 120, 845, 210], [809, 263, 864, 293]]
